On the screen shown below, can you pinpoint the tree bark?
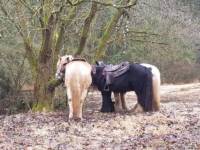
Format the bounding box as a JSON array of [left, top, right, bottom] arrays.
[[75, 2, 97, 56], [34, 7, 79, 110], [32, 13, 57, 111], [94, 9, 123, 61], [33, 63, 54, 111], [94, 0, 137, 61]]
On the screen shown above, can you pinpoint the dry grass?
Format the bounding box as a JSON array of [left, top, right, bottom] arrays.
[[0, 83, 200, 149]]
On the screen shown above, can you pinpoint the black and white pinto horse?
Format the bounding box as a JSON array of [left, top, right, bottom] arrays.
[[91, 61, 161, 113]]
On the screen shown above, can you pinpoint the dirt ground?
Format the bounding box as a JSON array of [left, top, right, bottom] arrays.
[[0, 83, 200, 150]]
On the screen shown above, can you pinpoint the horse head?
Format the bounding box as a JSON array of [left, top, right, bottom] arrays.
[[55, 55, 73, 79], [91, 62, 106, 90], [95, 61, 106, 66]]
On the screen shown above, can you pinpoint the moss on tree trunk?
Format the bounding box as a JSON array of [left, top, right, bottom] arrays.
[[94, 0, 137, 61], [75, 2, 97, 56], [94, 9, 123, 61], [47, 78, 63, 92], [32, 63, 55, 112]]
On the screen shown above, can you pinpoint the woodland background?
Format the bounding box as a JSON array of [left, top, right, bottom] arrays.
[[0, 0, 200, 113]]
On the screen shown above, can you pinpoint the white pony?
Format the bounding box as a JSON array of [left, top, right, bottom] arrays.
[[56, 55, 92, 121]]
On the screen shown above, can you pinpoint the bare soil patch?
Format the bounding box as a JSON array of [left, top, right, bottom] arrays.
[[0, 83, 200, 149]]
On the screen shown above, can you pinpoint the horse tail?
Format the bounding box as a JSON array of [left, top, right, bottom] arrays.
[[70, 76, 82, 118], [152, 67, 161, 111], [139, 64, 161, 112], [144, 68, 154, 111], [70, 71, 92, 118]]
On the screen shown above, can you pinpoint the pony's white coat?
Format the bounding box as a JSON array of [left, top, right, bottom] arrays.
[[64, 61, 92, 120], [56, 55, 92, 120]]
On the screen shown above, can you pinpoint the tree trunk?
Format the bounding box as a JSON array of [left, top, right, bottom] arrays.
[[32, 13, 56, 111], [33, 7, 79, 110], [94, 9, 123, 61], [94, 0, 137, 61], [75, 2, 97, 56], [33, 62, 54, 111]]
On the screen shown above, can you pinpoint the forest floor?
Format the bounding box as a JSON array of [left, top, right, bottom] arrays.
[[0, 83, 200, 150]]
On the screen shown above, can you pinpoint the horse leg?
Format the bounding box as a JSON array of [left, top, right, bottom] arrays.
[[120, 92, 128, 111], [114, 92, 123, 112], [65, 93, 68, 108], [101, 91, 114, 112], [129, 93, 144, 113], [78, 89, 88, 120], [66, 87, 73, 120], [152, 75, 160, 111], [130, 103, 144, 113]]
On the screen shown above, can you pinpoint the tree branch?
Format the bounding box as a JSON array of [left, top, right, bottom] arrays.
[[0, 1, 37, 74], [94, 10, 123, 60], [131, 39, 168, 45], [66, 0, 137, 9], [92, 0, 137, 9], [39, 2, 44, 29], [66, 0, 84, 6], [0, 2, 24, 37], [75, 2, 97, 56], [39, 14, 56, 63], [94, 0, 137, 61], [18, 0, 35, 14]]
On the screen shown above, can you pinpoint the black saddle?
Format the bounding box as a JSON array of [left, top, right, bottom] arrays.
[[103, 61, 130, 90]]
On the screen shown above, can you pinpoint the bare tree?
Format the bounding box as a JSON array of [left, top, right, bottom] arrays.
[[0, 0, 138, 111]]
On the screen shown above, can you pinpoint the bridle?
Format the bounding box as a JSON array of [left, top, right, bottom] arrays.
[[60, 62, 68, 74], [56, 57, 87, 79], [56, 62, 69, 79]]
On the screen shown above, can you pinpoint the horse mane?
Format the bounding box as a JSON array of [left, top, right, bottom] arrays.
[[72, 58, 86, 62]]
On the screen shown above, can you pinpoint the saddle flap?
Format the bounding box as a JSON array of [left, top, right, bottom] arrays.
[[104, 61, 129, 72], [102, 62, 130, 90]]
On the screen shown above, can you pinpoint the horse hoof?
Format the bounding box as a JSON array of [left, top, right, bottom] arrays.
[[101, 102, 115, 112], [73, 117, 82, 122], [114, 107, 124, 113], [100, 108, 114, 113], [69, 117, 82, 122]]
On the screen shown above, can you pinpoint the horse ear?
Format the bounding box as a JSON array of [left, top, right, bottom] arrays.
[[58, 55, 61, 61], [65, 55, 73, 63], [95, 61, 99, 65], [69, 55, 73, 61], [66, 57, 70, 62]]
